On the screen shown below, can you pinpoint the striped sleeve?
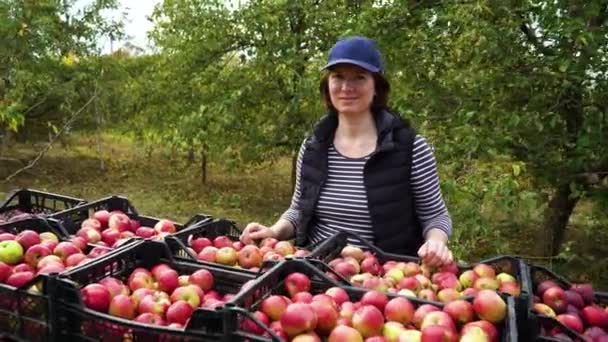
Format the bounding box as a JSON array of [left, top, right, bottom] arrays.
[[279, 139, 307, 230], [411, 135, 453, 238]]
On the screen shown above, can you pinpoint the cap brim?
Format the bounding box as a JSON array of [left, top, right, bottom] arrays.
[[321, 59, 380, 73]]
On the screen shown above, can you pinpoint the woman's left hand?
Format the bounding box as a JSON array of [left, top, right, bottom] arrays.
[[417, 239, 453, 267]]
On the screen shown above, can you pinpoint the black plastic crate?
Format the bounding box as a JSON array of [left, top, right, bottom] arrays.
[[48, 195, 184, 242], [224, 259, 518, 342], [528, 264, 608, 341], [165, 219, 318, 276], [0, 274, 59, 342], [182, 213, 214, 229], [0, 188, 85, 223], [55, 240, 256, 341]]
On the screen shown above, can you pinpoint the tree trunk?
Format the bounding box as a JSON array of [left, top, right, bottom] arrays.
[[543, 183, 580, 256], [200, 145, 207, 184]]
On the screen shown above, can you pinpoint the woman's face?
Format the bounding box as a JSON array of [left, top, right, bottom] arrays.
[[328, 64, 375, 116]]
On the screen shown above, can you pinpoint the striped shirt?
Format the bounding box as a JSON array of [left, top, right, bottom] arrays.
[[281, 135, 452, 248]]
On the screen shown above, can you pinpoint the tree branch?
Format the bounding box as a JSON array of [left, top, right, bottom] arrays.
[[2, 94, 97, 183], [520, 22, 555, 56]]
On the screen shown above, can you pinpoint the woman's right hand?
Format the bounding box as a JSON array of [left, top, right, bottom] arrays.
[[240, 222, 277, 245]]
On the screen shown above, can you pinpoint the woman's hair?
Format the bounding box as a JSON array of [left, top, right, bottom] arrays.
[[319, 70, 390, 114]]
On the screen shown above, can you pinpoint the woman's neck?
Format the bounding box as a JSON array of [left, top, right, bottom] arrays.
[[335, 111, 377, 140]]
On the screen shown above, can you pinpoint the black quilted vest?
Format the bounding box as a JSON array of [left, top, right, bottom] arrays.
[[295, 110, 424, 256]]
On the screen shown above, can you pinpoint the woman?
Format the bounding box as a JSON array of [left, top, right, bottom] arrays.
[[240, 36, 453, 267]]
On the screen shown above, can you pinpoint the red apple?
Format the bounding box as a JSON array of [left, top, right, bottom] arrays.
[[81, 283, 111, 312], [76, 227, 101, 244], [197, 246, 218, 262], [237, 245, 263, 268], [420, 311, 457, 332], [413, 304, 441, 329], [360, 257, 383, 276], [65, 253, 88, 267], [130, 288, 155, 307], [285, 272, 311, 298], [384, 297, 414, 325], [213, 235, 232, 248], [461, 321, 499, 342], [570, 283, 595, 304], [5, 271, 35, 287], [170, 286, 201, 308], [241, 310, 269, 335], [0, 261, 11, 282], [15, 230, 40, 250], [135, 227, 156, 238], [292, 291, 313, 303], [281, 302, 317, 337], [421, 325, 457, 342], [93, 210, 111, 227], [151, 263, 173, 279], [459, 270, 480, 288], [24, 244, 52, 267], [108, 213, 131, 232], [215, 247, 237, 265], [443, 299, 475, 326], [100, 277, 129, 299], [189, 269, 214, 291], [128, 273, 154, 291], [138, 292, 171, 315], [154, 219, 176, 234], [352, 305, 384, 338], [81, 218, 102, 231], [157, 269, 179, 293], [536, 280, 560, 297], [37, 255, 63, 270], [556, 313, 584, 333], [261, 295, 289, 321], [70, 236, 88, 251], [564, 290, 585, 309], [325, 287, 350, 307], [360, 290, 388, 312], [543, 286, 568, 314], [190, 237, 212, 253], [108, 294, 136, 319], [582, 305, 608, 330], [134, 312, 166, 325], [328, 325, 364, 342], [166, 300, 194, 325], [472, 264, 495, 278], [341, 245, 365, 262], [274, 241, 295, 257], [473, 290, 507, 324], [53, 242, 82, 261], [259, 237, 278, 248]]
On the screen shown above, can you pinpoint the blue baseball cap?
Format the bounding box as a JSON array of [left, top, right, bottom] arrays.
[[322, 36, 384, 73]]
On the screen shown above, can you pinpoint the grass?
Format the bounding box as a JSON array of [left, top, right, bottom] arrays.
[[0, 132, 293, 228]]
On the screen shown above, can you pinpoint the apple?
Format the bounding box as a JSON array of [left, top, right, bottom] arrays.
[[65, 253, 87, 267], [291, 332, 322, 342], [215, 247, 237, 265], [499, 282, 521, 297], [190, 237, 212, 253], [24, 244, 52, 267], [281, 303, 317, 337], [170, 286, 200, 308], [76, 227, 101, 244], [93, 210, 111, 227], [420, 311, 457, 332], [70, 236, 88, 251], [151, 263, 173, 279], [13, 263, 34, 273], [458, 326, 489, 342], [473, 277, 499, 291], [472, 264, 495, 278], [438, 288, 462, 303], [582, 305, 608, 330], [154, 219, 176, 234], [443, 299, 475, 326], [570, 283, 594, 304], [385, 268, 405, 283], [384, 297, 414, 325], [328, 325, 364, 342], [334, 261, 358, 278], [198, 246, 218, 262], [81, 283, 111, 312], [53, 242, 81, 260], [536, 280, 560, 297], [461, 321, 498, 342], [237, 245, 263, 268], [543, 286, 568, 314], [274, 241, 295, 257], [157, 269, 179, 293], [421, 325, 457, 342], [37, 255, 63, 269], [128, 273, 154, 291], [285, 272, 311, 297], [166, 300, 194, 325], [6, 271, 35, 287], [556, 313, 584, 333], [413, 304, 441, 329], [259, 237, 278, 248], [360, 290, 388, 312], [310, 299, 339, 335], [189, 269, 214, 291], [473, 290, 507, 323], [261, 295, 289, 321], [361, 257, 382, 276], [241, 310, 270, 335], [292, 291, 313, 303], [459, 270, 480, 288], [138, 292, 171, 315], [495, 272, 516, 285], [418, 289, 439, 302], [0, 233, 17, 241], [100, 277, 129, 299], [325, 287, 350, 307], [213, 236, 232, 249], [0, 261, 11, 282], [108, 294, 136, 319], [133, 227, 154, 238], [0, 240, 24, 265], [564, 290, 585, 309], [108, 213, 131, 232], [396, 329, 422, 342], [81, 218, 102, 231], [131, 288, 155, 307], [134, 312, 166, 325], [341, 245, 365, 262], [382, 321, 405, 341], [352, 305, 384, 338], [15, 230, 40, 250]]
